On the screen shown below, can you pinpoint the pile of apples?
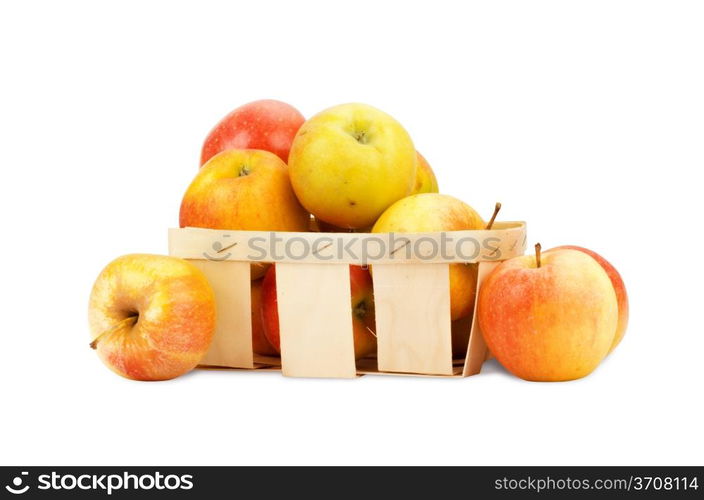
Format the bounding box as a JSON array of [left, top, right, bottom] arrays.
[[88, 99, 628, 383]]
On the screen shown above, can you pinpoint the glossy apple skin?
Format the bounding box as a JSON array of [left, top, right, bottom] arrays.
[[411, 152, 439, 194], [261, 265, 377, 359], [288, 103, 416, 229], [200, 99, 305, 165], [551, 245, 628, 353], [88, 254, 216, 381], [251, 278, 278, 356], [372, 193, 485, 320], [477, 249, 618, 382], [180, 149, 309, 279]]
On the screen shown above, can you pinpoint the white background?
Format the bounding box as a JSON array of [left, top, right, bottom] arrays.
[[1, 0, 702, 466]]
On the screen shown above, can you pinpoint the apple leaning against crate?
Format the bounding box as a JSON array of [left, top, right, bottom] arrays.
[[168, 221, 527, 379]]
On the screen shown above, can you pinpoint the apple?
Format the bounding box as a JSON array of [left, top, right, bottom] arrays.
[[451, 316, 472, 359], [477, 245, 618, 382], [261, 265, 377, 359], [316, 219, 371, 233], [180, 149, 310, 279], [411, 152, 439, 194], [251, 278, 278, 356], [372, 193, 485, 320], [200, 99, 305, 165], [88, 254, 216, 381], [551, 245, 628, 353], [288, 103, 416, 229]]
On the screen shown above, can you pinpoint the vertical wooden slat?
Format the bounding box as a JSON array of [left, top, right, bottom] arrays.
[[373, 263, 453, 375], [275, 263, 356, 378], [190, 260, 253, 369], [463, 261, 499, 376]]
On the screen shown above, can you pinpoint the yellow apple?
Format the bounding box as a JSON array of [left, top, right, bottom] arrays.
[[88, 254, 216, 381], [288, 103, 416, 229], [411, 152, 439, 194], [372, 193, 485, 320]]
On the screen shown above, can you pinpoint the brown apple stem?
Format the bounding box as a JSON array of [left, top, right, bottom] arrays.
[[535, 243, 542, 268], [89, 315, 138, 350], [485, 202, 502, 230]]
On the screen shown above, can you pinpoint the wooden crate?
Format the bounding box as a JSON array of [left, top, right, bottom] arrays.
[[168, 221, 527, 378]]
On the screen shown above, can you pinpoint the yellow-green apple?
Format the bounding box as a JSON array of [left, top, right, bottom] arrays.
[[411, 152, 439, 194], [200, 99, 305, 165], [477, 245, 618, 382], [288, 103, 416, 229], [551, 245, 628, 353], [261, 265, 377, 359], [372, 193, 485, 320], [88, 254, 216, 381], [180, 149, 309, 278], [251, 278, 278, 356]]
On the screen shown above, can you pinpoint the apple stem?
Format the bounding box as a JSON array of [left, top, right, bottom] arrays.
[[485, 202, 502, 230], [89, 315, 138, 350], [535, 243, 542, 268]]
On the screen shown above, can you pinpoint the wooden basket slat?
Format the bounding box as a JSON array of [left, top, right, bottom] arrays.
[[462, 261, 499, 376], [373, 263, 453, 376], [190, 260, 253, 369], [168, 221, 526, 265], [276, 263, 357, 378]]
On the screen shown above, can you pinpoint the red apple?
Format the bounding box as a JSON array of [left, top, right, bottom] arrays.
[[201, 99, 305, 165], [251, 278, 278, 356], [551, 245, 628, 353], [261, 265, 376, 359], [477, 245, 618, 381], [88, 254, 216, 381], [180, 149, 310, 279]]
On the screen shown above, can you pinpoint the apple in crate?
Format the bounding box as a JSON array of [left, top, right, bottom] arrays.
[[200, 99, 305, 165], [477, 245, 619, 382], [551, 245, 629, 353], [288, 103, 416, 229], [88, 254, 216, 381], [180, 149, 309, 278], [251, 278, 278, 356], [260, 265, 377, 359], [411, 152, 439, 194], [372, 193, 485, 320]]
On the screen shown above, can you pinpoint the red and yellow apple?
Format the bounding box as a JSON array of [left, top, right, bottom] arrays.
[[180, 149, 309, 278], [551, 245, 628, 353], [288, 103, 416, 229], [88, 254, 216, 381], [261, 265, 377, 359], [477, 245, 618, 382], [372, 193, 485, 320], [250, 278, 278, 356], [200, 99, 305, 165], [411, 152, 439, 194]]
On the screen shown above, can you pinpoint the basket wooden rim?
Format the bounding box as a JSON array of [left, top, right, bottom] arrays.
[[169, 221, 527, 265]]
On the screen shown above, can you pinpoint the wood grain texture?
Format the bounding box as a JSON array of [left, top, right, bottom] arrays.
[[189, 260, 254, 369], [463, 261, 499, 376], [373, 263, 453, 375], [275, 263, 357, 378]]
